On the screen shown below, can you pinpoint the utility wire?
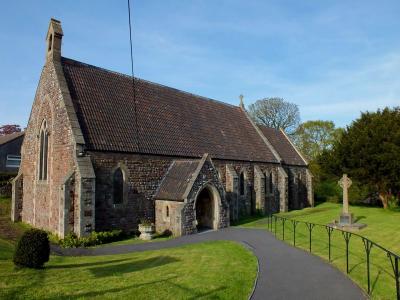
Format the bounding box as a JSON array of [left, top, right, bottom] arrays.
[[128, 0, 140, 152]]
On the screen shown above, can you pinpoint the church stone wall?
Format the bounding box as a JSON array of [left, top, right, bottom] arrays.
[[88, 152, 173, 233], [284, 165, 312, 210], [213, 160, 286, 215], [17, 61, 78, 235]]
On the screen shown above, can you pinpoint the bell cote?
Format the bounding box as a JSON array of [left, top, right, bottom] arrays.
[[46, 18, 63, 62]]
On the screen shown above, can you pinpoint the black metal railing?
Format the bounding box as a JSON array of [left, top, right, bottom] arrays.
[[265, 214, 400, 300]]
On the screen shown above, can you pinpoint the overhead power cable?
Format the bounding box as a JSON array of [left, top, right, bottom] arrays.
[[128, 0, 140, 152]]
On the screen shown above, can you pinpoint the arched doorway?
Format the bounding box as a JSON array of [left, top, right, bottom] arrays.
[[195, 186, 219, 230]]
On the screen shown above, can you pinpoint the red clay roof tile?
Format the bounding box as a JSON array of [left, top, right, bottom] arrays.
[[62, 57, 280, 162]]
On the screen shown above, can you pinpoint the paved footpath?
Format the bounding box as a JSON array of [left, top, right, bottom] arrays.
[[52, 227, 366, 300]]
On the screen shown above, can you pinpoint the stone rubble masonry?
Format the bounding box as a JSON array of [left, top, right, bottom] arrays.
[[89, 151, 172, 233], [278, 167, 289, 212], [12, 19, 94, 238], [254, 165, 266, 214], [11, 173, 23, 222]]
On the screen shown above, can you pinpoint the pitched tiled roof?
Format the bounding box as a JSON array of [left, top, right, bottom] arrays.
[[62, 57, 279, 162], [258, 126, 307, 166], [0, 132, 24, 146], [155, 160, 201, 201]]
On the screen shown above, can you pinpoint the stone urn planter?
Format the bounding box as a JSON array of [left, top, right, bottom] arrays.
[[138, 223, 155, 240]]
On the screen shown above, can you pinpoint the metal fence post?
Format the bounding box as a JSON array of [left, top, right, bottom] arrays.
[[325, 226, 334, 262], [342, 231, 352, 274], [282, 218, 286, 240], [305, 223, 315, 252], [292, 220, 298, 246], [362, 238, 373, 295]]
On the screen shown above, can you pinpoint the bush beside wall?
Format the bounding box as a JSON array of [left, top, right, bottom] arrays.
[[13, 229, 50, 268]]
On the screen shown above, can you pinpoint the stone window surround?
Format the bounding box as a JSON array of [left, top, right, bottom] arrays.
[[238, 169, 247, 197], [37, 119, 49, 183], [163, 205, 170, 222], [264, 170, 275, 196], [110, 162, 129, 208]]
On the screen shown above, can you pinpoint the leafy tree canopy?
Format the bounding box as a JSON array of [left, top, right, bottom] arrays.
[[326, 107, 400, 208], [248, 97, 300, 135], [294, 120, 343, 161]]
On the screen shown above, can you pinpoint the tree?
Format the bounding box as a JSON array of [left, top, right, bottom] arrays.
[[0, 124, 21, 136], [248, 97, 300, 135], [329, 107, 400, 209], [294, 120, 343, 161]]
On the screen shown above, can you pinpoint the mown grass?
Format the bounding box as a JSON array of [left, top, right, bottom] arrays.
[[0, 240, 257, 300], [0, 196, 30, 243], [239, 202, 400, 300], [0, 197, 257, 299]]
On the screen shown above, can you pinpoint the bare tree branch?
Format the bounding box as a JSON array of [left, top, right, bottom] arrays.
[[248, 97, 300, 135]]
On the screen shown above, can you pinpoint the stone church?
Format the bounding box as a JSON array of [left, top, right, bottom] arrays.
[[12, 19, 313, 237]]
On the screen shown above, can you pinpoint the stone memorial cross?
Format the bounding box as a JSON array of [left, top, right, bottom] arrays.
[[338, 174, 352, 215]]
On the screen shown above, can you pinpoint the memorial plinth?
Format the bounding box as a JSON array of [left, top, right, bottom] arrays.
[[328, 174, 367, 230]]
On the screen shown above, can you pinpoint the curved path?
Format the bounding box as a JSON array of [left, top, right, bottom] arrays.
[[52, 227, 366, 300]]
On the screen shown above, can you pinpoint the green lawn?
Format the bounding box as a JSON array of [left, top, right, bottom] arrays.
[[239, 202, 400, 300], [0, 197, 257, 299], [0, 239, 257, 299]]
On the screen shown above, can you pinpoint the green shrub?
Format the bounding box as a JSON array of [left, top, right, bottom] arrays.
[[388, 195, 399, 209], [59, 230, 125, 248], [13, 229, 50, 268], [314, 180, 341, 203]]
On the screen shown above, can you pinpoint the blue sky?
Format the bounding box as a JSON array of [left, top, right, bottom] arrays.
[[1, 0, 400, 128]]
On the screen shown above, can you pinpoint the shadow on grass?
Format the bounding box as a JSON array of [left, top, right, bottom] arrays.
[[46, 258, 131, 270], [89, 256, 180, 278], [41, 275, 227, 300], [1, 266, 46, 299], [43, 276, 179, 300], [354, 216, 366, 223], [168, 281, 227, 300], [371, 270, 382, 295]]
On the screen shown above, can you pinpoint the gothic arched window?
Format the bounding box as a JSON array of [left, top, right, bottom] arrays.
[[269, 172, 273, 193], [264, 173, 268, 195], [39, 121, 49, 180], [113, 168, 124, 204], [239, 172, 245, 196]]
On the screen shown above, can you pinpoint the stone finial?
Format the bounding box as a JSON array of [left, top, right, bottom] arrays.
[[46, 18, 63, 62], [239, 94, 245, 109]]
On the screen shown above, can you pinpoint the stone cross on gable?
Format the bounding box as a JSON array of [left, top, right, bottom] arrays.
[[239, 94, 245, 109], [338, 174, 352, 214]]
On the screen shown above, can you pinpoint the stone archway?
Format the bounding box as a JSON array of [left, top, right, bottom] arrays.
[[195, 185, 220, 230]]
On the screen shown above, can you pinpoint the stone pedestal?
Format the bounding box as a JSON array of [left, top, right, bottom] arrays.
[[139, 224, 155, 240], [339, 213, 353, 225]]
